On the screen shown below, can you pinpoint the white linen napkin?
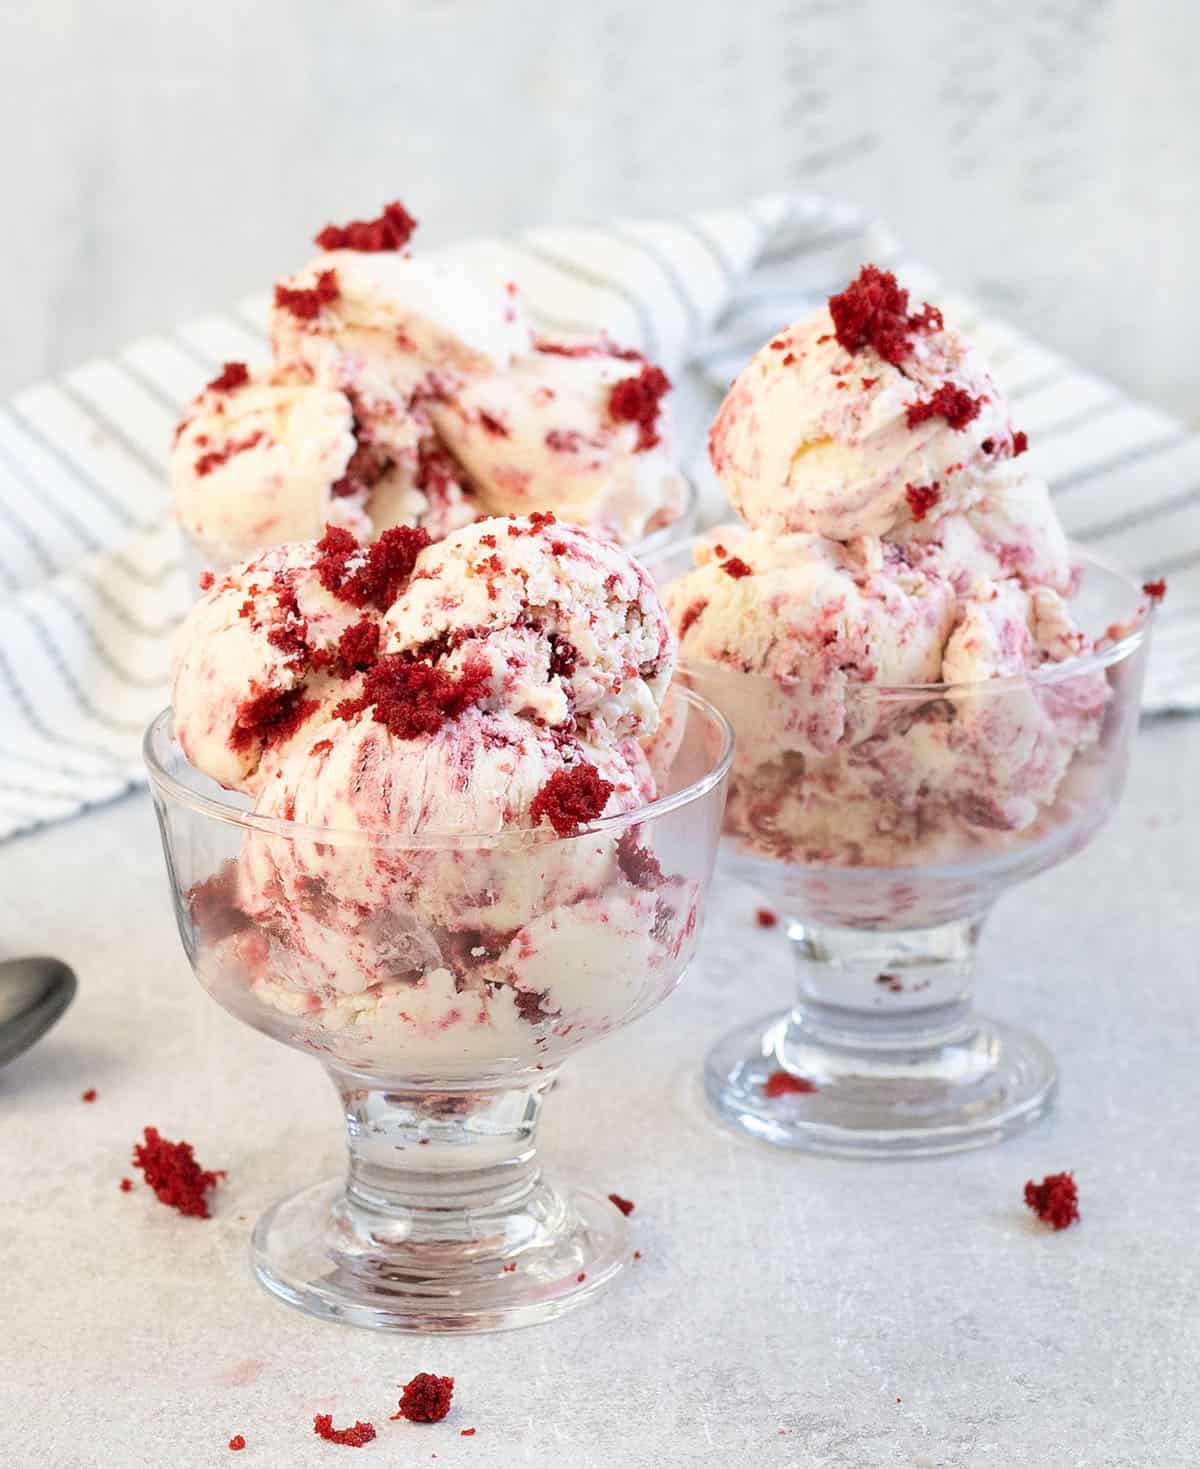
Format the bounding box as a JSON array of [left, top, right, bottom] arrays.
[[0, 193, 1193, 841]]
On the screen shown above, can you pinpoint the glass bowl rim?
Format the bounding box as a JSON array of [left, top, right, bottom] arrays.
[[143, 685, 734, 849], [672, 544, 1153, 702]]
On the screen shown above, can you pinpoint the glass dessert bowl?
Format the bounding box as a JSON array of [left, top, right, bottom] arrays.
[[144, 688, 731, 1332], [674, 550, 1152, 1157]]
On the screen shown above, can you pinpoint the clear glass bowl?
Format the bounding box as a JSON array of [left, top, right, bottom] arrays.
[[144, 690, 731, 1332], [655, 546, 1151, 1157]]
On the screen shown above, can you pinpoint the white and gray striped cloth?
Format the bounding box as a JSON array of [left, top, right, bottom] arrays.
[[0, 193, 1194, 842]]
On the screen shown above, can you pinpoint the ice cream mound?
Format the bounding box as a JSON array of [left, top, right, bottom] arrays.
[[666, 265, 1115, 870], [170, 202, 687, 564], [174, 514, 695, 1069]]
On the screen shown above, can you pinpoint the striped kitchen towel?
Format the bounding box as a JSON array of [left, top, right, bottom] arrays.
[[0, 193, 1193, 840]]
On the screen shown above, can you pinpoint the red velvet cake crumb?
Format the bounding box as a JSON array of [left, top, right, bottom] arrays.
[[336, 654, 491, 740], [207, 362, 250, 394], [194, 430, 266, 478], [548, 635, 578, 680], [1012, 430, 1029, 456], [119, 1178, 133, 1192], [313, 1415, 376, 1447], [315, 200, 417, 253], [1143, 578, 1167, 602], [827, 265, 942, 365], [608, 1193, 636, 1216], [905, 482, 941, 522], [535, 335, 644, 362], [336, 617, 380, 674], [904, 384, 984, 432], [131, 1126, 223, 1218], [274, 269, 340, 321], [315, 523, 430, 609], [763, 1071, 818, 1098], [228, 1435, 246, 1452], [81, 1088, 97, 1102], [531, 763, 614, 836], [608, 365, 672, 451], [478, 410, 509, 437], [198, 570, 215, 591], [394, 1374, 455, 1424], [617, 830, 663, 888], [461, 1428, 476, 1437], [1024, 1172, 1080, 1230], [230, 688, 319, 753], [506, 510, 558, 537], [861, 376, 879, 389], [721, 556, 753, 579], [755, 908, 778, 929]]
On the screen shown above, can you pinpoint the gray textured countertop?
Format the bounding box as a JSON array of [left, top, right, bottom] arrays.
[[1, 714, 1196, 1468]]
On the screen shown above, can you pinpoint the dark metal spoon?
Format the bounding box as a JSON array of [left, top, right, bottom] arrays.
[[0, 956, 76, 1067]]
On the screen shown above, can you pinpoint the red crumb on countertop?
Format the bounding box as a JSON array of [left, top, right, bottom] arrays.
[[206, 362, 250, 394], [81, 1088, 97, 1102], [394, 1374, 455, 1424], [608, 1193, 636, 1216], [460, 1428, 477, 1437], [315, 523, 431, 609], [617, 831, 663, 888], [1012, 430, 1029, 456], [1024, 1172, 1080, 1230], [315, 200, 417, 253], [313, 1415, 376, 1447], [198, 570, 215, 591], [228, 1435, 246, 1452], [608, 365, 672, 451], [274, 269, 340, 321], [905, 482, 941, 522], [119, 1178, 134, 1192], [131, 1126, 223, 1218], [721, 556, 753, 579], [763, 1071, 818, 1098], [531, 763, 614, 836], [827, 265, 943, 365], [335, 654, 490, 739], [904, 384, 984, 432], [1143, 578, 1167, 602], [755, 908, 778, 929]]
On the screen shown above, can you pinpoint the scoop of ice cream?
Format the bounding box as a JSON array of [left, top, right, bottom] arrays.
[[171, 525, 433, 791], [664, 527, 956, 755], [270, 251, 531, 409], [428, 342, 686, 544], [384, 514, 676, 739], [709, 268, 1022, 540], [170, 370, 368, 555], [892, 463, 1075, 597]]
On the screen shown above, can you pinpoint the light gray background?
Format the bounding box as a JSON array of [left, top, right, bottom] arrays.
[[2, 4, 1198, 1466], [1, 0, 1197, 424]]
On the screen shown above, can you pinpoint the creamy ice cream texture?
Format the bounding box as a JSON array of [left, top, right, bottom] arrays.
[[171, 202, 687, 560], [666, 264, 1108, 868], [173, 513, 692, 1068]]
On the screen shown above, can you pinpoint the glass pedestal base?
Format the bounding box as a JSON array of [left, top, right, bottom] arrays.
[[705, 1009, 1056, 1158], [252, 1175, 627, 1333]]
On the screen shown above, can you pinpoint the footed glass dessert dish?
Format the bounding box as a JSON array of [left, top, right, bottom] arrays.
[[145, 689, 731, 1331], [679, 552, 1152, 1157]]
